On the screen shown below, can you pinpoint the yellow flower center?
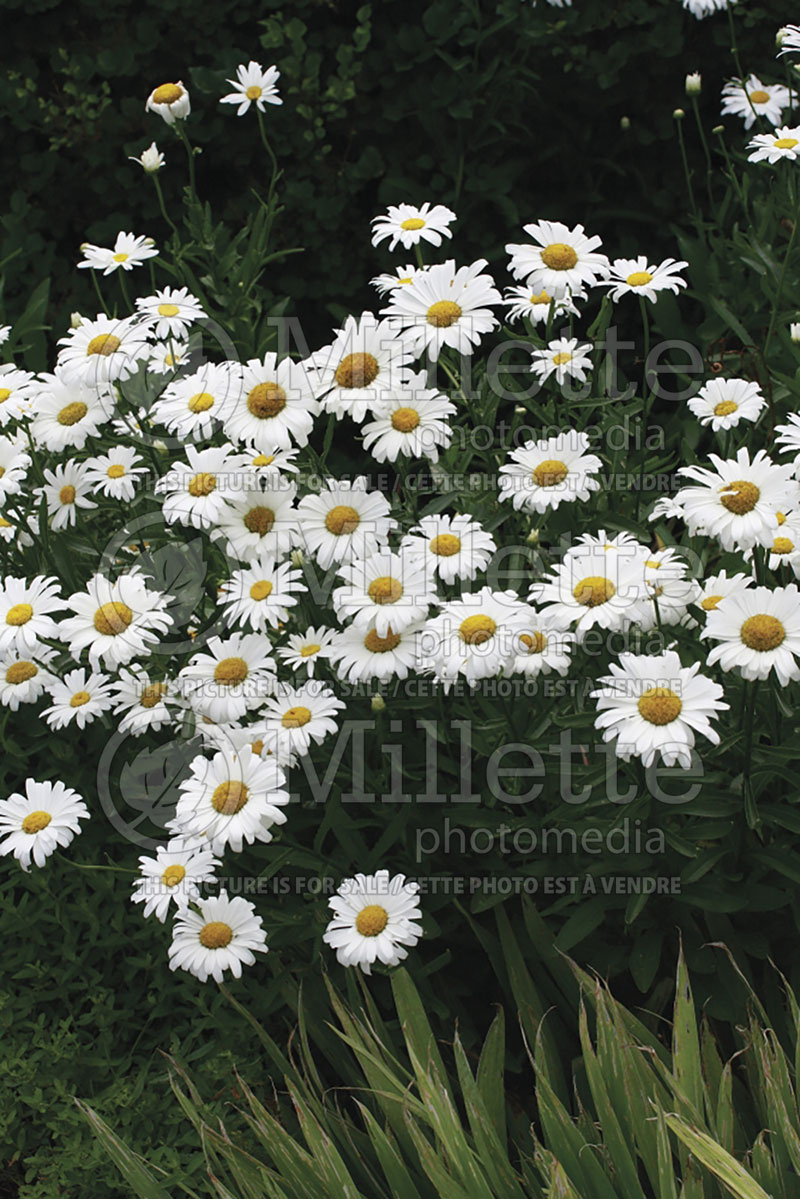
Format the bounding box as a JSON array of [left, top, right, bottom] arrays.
[[107, 463, 126, 478], [246, 84, 263, 100], [638, 686, 683, 725], [214, 656, 249, 685], [0, 516, 10, 527], [94, 602, 134, 636], [773, 536, 794, 554], [57, 402, 88, 426], [325, 504, 360, 535], [22, 810, 51, 835], [625, 271, 653, 288], [0, 389, 11, 403], [250, 739, 264, 756], [113, 253, 129, 263], [300, 643, 321, 657], [427, 300, 462, 327], [244, 506, 275, 534], [540, 243, 578, 271], [153, 83, 184, 105], [398, 276, 413, 285], [530, 290, 551, 304], [247, 382, 287, 418], [199, 920, 233, 949], [719, 479, 759, 515], [252, 453, 274, 466], [87, 333, 121, 357], [364, 628, 401, 652], [401, 217, 426, 230], [6, 603, 32, 626], [334, 352, 380, 389], [368, 576, 403, 604], [188, 391, 215, 413], [774, 137, 799, 149], [701, 595, 723, 611], [777, 512, 787, 525], [282, 705, 312, 728], [573, 576, 616, 607], [391, 407, 420, 432], [749, 89, 770, 104], [714, 400, 738, 417], [459, 614, 497, 645], [430, 533, 461, 557], [6, 661, 37, 684], [188, 472, 216, 498], [355, 904, 389, 936], [740, 613, 786, 651], [140, 682, 166, 708], [59, 485, 76, 505], [69, 690, 91, 707], [533, 458, 569, 487], [162, 863, 186, 887], [157, 303, 180, 317], [520, 631, 547, 654], [212, 781, 249, 814], [551, 352, 573, 366], [249, 580, 274, 601]]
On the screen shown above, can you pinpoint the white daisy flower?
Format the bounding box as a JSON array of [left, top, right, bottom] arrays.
[[0, 648, 57, 710], [333, 550, 434, 637], [30, 370, 115, 451], [178, 632, 276, 724], [361, 374, 456, 463], [308, 314, 414, 423], [83, 446, 149, 501], [0, 325, 10, 346], [213, 479, 300, 563], [329, 622, 421, 683], [147, 338, 191, 375], [637, 548, 702, 630], [650, 448, 796, 552], [145, 81, 191, 124], [174, 750, 289, 855], [245, 445, 299, 475], [763, 511, 800, 576], [696, 569, 754, 614], [778, 25, 800, 55], [501, 286, 581, 325], [132, 839, 219, 922], [702, 583, 800, 684], [370, 203, 456, 251], [419, 586, 530, 688], [276, 625, 336, 676], [380, 259, 501, 362], [747, 126, 800, 164], [402, 513, 496, 583], [0, 434, 30, 501], [775, 412, 800, 474], [56, 314, 151, 386], [687, 378, 766, 431], [0, 365, 37, 425], [721, 74, 791, 129], [505, 220, 609, 294], [59, 569, 174, 668], [682, 0, 732, 17], [0, 575, 65, 655], [135, 286, 205, 338], [151, 361, 242, 440], [41, 667, 116, 730], [39, 461, 98, 530], [530, 337, 593, 387], [157, 443, 252, 530], [592, 650, 728, 769], [510, 610, 574, 678], [220, 61, 282, 115], [0, 779, 90, 871], [169, 890, 267, 983], [603, 256, 688, 303], [370, 264, 418, 296], [498, 430, 602, 514], [218, 556, 306, 632], [77, 231, 158, 275], [530, 545, 647, 641], [223, 354, 319, 449], [261, 681, 346, 765], [323, 870, 423, 975], [297, 477, 396, 570], [111, 667, 175, 736], [129, 141, 165, 172]]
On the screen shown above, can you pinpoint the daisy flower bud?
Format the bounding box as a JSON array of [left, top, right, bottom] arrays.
[[791, 322, 800, 342], [685, 72, 702, 95], [674, 108, 686, 119], [371, 694, 386, 712], [145, 82, 191, 125], [620, 116, 631, 130], [129, 141, 165, 172], [70, 312, 83, 328]]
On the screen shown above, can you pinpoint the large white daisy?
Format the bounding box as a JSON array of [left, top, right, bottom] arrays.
[[261, 681, 346, 765], [323, 870, 423, 975], [213, 479, 300, 563], [0, 575, 65, 655], [296, 477, 396, 570], [380, 259, 501, 361], [687, 378, 766, 432], [603, 256, 688, 303], [702, 584, 800, 684], [361, 374, 455, 464], [169, 891, 267, 983], [402, 513, 496, 583], [132, 839, 220, 922], [173, 749, 289, 854], [308, 314, 414, 423], [0, 779, 90, 871], [333, 549, 434, 637], [223, 354, 319, 449], [59, 569, 174, 668], [498, 430, 602, 514], [505, 220, 609, 295], [151, 362, 242, 440], [178, 632, 276, 723], [419, 586, 529, 687], [218, 556, 306, 632]]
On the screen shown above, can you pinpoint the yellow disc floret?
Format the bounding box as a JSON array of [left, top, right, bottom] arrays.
[[355, 904, 389, 936], [740, 614, 785, 652], [638, 686, 683, 725]]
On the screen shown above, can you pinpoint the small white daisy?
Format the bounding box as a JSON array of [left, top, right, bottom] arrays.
[[39, 461, 98, 530], [637, 548, 701, 630], [173, 749, 289, 854], [696, 569, 754, 614], [505, 220, 609, 294], [0, 434, 30, 502], [218, 556, 306, 631], [78, 231, 158, 275], [220, 61, 282, 115], [510, 610, 574, 678], [419, 586, 530, 688], [297, 477, 396, 570], [763, 511, 800, 576], [370, 264, 418, 296], [135, 286, 205, 338], [213, 479, 300, 563], [747, 126, 800, 164], [721, 74, 792, 129], [308, 314, 414, 423], [261, 681, 346, 765], [687, 378, 766, 431], [333, 550, 434, 636], [323, 870, 423, 975], [329, 622, 421, 684], [0, 365, 37, 425], [169, 891, 267, 983], [112, 667, 175, 736], [276, 625, 336, 676], [501, 286, 581, 325], [381, 259, 501, 361], [41, 667, 116, 730], [30, 370, 115, 451], [530, 545, 647, 641], [0, 648, 57, 710], [361, 374, 456, 463], [147, 339, 191, 376], [775, 412, 800, 474], [146, 81, 191, 125], [0, 575, 65, 655], [0, 779, 90, 871], [603, 256, 688, 303], [498, 430, 602, 513], [132, 839, 219, 922], [151, 362, 242, 440], [83, 446, 149, 501], [702, 584, 800, 684], [178, 632, 276, 723], [157, 443, 251, 530], [402, 513, 496, 583], [56, 314, 151, 386], [370, 203, 456, 251], [530, 337, 593, 387]]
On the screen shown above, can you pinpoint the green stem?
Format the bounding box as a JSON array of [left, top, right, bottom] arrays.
[[174, 122, 197, 197], [690, 96, 714, 207], [151, 173, 180, 238], [256, 108, 280, 204], [675, 114, 701, 231], [636, 295, 653, 518], [90, 269, 111, 317], [764, 174, 799, 356], [742, 679, 761, 830], [117, 269, 133, 314]]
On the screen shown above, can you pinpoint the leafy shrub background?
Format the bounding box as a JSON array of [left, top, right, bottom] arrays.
[[2, 0, 800, 1195]]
